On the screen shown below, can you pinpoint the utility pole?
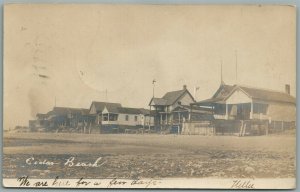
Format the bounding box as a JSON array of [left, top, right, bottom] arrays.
[[152, 79, 156, 98], [220, 58, 224, 85], [149, 79, 156, 132]]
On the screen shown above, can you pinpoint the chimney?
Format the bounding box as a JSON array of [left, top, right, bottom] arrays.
[[285, 84, 290, 95], [183, 85, 187, 90]]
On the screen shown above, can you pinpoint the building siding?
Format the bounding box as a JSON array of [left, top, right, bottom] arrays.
[[267, 103, 296, 122], [89, 104, 97, 114], [102, 113, 154, 127], [226, 89, 252, 104], [168, 93, 194, 112]]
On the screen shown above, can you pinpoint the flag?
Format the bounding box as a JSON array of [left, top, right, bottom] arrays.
[[152, 79, 156, 84]]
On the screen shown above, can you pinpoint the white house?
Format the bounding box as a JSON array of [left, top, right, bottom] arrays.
[[101, 106, 154, 129], [196, 83, 296, 123], [149, 85, 198, 131], [89, 101, 122, 125]]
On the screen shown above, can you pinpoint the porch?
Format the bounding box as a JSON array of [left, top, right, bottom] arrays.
[[194, 99, 269, 121], [101, 113, 118, 124]]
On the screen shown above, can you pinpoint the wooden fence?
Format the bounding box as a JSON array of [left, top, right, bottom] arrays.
[[182, 121, 215, 135]]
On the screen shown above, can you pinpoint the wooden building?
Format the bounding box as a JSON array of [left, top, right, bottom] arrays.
[[193, 83, 296, 135], [29, 113, 50, 131], [89, 101, 122, 125], [39, 107, 93, 132], [149, 85, 213, 133], [101, 107, 154, 133]]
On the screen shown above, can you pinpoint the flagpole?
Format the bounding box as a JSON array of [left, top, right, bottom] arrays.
[[152, 83, 155, 98], [150, 79, 156, 132], [235, 50, 238, 84]]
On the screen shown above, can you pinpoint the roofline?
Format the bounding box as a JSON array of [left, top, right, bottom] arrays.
[[223, 86, 296, 104], [223, 86, 252, 101], [192, 97, 225, 105], [236, 84, 295, 97], [149, 97, 168, 106], [170, 89, 196, 105], [148, 97, 154, 106], [89, 101, 122, 112]]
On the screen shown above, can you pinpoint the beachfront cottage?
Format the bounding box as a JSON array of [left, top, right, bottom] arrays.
[[193, 82, 296, 135], [89, 101, 122, 125], [101, 107, 154, 133], [149, 85, 201, 132], [46, 107, 93, 132], [29, 113, 50, 131]]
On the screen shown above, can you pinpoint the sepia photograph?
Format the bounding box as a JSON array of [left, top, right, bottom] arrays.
[[3, 4, 296, 189]]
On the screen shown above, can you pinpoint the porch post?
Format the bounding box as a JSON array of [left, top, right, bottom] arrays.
[[149, 105, 151, 131], [189, 105, 192, 121], [250, 101, 253, 119], [225, 104, 228, 120], [160, 113, 163, 130], [108, 113, 110, 123], [178, 112, 180, 135], [166, 113, 168, 126]]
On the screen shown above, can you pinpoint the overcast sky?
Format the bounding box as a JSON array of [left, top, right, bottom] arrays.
[[4, 4, 296, 129]]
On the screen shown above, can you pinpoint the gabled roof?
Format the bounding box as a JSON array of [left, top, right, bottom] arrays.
[[150, 98, 167, 105], [196, 83, 296, 105], [162, 89, 187, 105], [117, 107, 143, 114], [105, 105, 122, 114], [212, 84, 235, 99], [90, 101, 122, 113], [233, 85, 296, 104], [150, 88, 195, 106], [139, 108, 151, 115], [47, 107, 69, 116], [193, 97, 225, 105]]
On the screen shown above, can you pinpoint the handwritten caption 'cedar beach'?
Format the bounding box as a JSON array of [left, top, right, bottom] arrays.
[[25, 156, 106, 167]]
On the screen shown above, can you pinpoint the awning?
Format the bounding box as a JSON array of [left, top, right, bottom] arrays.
[[192, 98, 225, 106]]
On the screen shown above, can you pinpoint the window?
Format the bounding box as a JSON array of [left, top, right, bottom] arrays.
[[214, 104, 226, 115], [134, 116, 138, 121], [253, 103, 268, 114], [103, 115, 108, 121], [125, 115, 129, 121]]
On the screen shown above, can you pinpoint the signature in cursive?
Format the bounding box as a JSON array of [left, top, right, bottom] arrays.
[[231, 179, 255, 189]]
